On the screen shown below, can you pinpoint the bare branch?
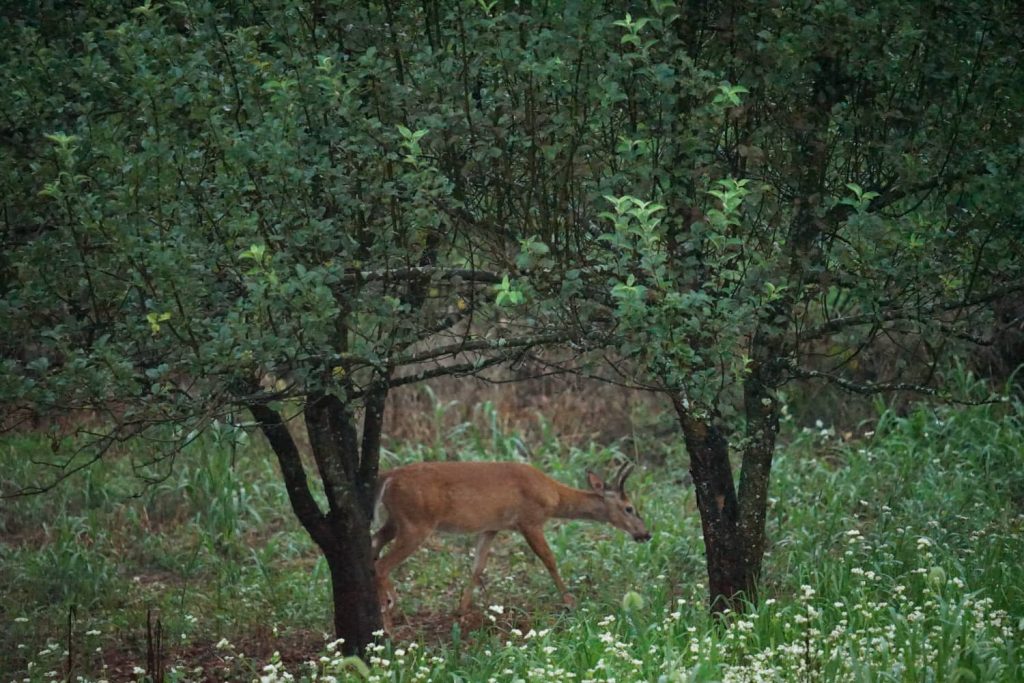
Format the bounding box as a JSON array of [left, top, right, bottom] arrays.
[[801, 280, 1024, 340], [249, 402, 331, 547], [385, 332, 571, 369], [341, 266, 504, 285], [384, 354, 513, 390], [788, 366, 1005, 405]]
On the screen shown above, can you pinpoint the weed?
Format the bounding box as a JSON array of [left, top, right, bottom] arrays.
[[2, 398, 1022, 681]]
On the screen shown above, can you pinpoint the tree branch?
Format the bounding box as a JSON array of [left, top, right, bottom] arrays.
[[303, 393, 361, 517], [385, 332, 571, 369], [826, 162, 990, 224], [383, 353, 516, 390], [357, 378, 388, 516], [801, 280, 1024, 341], [341, 266, 504, 285], [249, 403, 330, 547], [787, 367, 1005, 405]]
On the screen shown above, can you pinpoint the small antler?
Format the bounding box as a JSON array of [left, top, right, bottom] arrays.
[[613, 462, 634, 493]]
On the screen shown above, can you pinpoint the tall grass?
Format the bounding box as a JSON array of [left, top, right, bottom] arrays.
[[2, 395, 1022, 681]]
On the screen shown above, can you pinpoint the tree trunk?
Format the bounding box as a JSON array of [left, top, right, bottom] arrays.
[[736, 348, 782, 598], [674, 399, 759, 612], [304, 392, 386, 655], [250, 399, 384, 657], [322, 517, 381, 651]]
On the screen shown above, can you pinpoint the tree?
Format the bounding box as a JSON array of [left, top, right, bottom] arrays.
[[569, 1, 1024, 608], [0, 2, 557, 655]]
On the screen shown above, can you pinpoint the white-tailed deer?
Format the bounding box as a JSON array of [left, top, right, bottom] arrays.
[[371, 461, 650, 629]]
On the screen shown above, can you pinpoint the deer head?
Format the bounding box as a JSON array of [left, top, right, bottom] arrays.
[[586, 463, 652, 542]]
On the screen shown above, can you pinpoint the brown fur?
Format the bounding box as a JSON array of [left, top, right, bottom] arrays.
[[371, 461, 650, 631]]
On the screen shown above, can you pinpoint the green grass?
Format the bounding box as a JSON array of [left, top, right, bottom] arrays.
[[2, 398, 1023, 682]]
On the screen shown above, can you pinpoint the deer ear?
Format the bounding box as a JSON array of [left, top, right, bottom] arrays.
[[587, 471, 606, 493]]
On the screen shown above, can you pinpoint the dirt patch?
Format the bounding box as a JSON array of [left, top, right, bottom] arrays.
[[90, 611, 545, 681], [96, 628, 325, 681]]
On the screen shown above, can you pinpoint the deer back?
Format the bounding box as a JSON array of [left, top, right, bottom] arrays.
[[376, 461, 563, 534]]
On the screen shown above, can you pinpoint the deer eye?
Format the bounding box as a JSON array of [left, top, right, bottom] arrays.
[[625, 506, 635, 515]]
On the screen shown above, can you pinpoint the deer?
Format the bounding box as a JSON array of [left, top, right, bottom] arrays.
[[371, 460, 651, 630]]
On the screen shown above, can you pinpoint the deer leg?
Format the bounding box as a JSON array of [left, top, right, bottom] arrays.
[[374, 524, 431, 631], [372, 518, 397, 560], [458, 530, 498, 615], [519, 525, 575, 607]]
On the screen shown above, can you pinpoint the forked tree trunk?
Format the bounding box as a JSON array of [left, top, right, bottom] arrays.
[[736, 355, 782, 598], [674, 393, 778, 612], [250, 388, 387, 657], [674, 400, 754, 611]]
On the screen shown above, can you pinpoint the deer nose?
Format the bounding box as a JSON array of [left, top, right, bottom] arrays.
[[634, 532, 652, 542]]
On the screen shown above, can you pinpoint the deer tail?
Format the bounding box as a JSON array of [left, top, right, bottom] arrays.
[[372, 474, 393, 526]]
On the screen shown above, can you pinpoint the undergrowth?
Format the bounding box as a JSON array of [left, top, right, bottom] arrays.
[[1, 395, 1022, 682]]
